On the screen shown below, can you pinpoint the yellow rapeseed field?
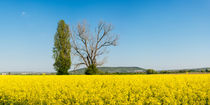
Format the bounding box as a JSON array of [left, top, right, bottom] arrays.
[[0, 74, 209, 105]]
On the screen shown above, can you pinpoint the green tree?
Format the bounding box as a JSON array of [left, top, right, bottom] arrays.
[[53, 20, 71, 75], [205, 68, 209, 72], [146, 69, 157, 74]]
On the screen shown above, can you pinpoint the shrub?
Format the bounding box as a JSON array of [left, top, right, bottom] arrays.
[[85, 65, 104, 75], [146, 69, 157, 74]]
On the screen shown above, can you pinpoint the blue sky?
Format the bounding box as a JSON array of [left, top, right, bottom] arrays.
[[0, 0, 210, 72]]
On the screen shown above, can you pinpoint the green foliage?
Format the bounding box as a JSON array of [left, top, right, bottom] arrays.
[[159, 70, 169, 74], [53, 20, 71, 75], [85, 65, 104, 75], [205, 68, 210, 72], [146, 69, 157, 74]]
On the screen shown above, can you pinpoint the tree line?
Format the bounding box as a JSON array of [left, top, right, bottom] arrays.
[[53, 20, 118, 75]]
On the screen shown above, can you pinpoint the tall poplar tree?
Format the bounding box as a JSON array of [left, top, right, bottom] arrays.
[[53, 20, 71, 75]]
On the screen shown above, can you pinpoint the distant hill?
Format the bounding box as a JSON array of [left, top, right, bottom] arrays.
[[69, 67, 146, 74], [164, 67, 210, 72], [1, 67, 208, 75]]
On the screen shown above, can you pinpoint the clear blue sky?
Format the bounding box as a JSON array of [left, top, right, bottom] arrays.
[[0, 0, 210, 72]]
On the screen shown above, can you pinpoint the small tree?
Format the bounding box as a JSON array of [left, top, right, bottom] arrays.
[[205, 68, 209, 72], [53, 20, 71, 75], [146, 69, 157, 74]]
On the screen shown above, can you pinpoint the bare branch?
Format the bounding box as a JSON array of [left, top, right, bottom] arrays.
[[71, 21, 119, 68]]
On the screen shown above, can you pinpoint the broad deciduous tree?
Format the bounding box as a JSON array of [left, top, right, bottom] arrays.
[[71, 21, 118, 74]]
